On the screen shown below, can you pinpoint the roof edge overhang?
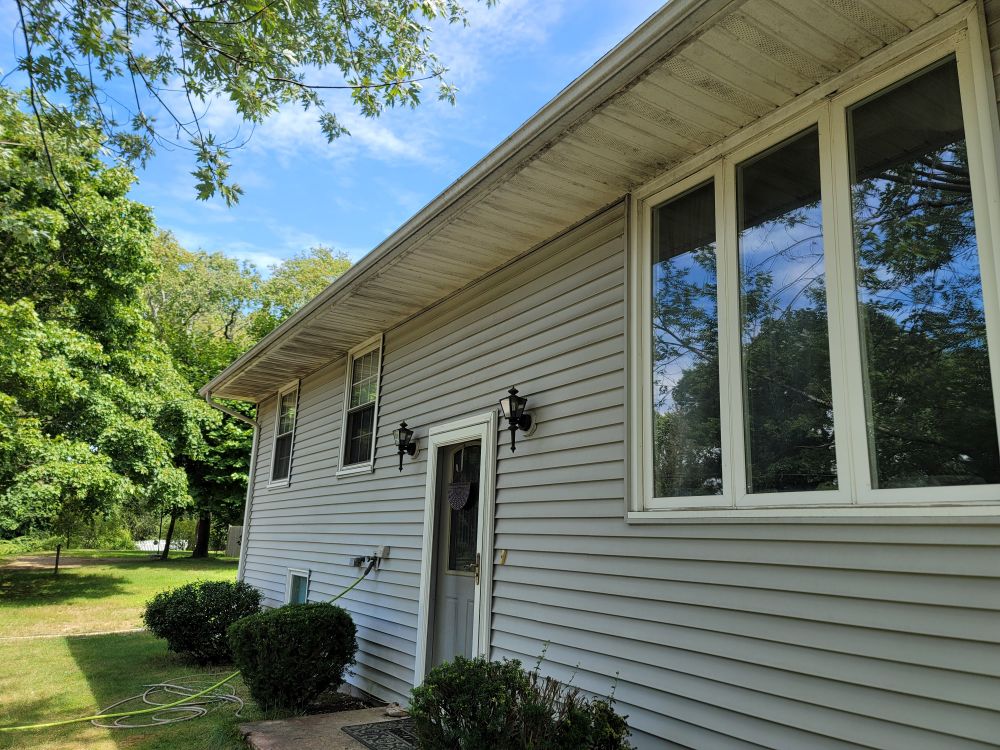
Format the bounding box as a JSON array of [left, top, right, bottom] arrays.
[[200, 0, 739, 401]]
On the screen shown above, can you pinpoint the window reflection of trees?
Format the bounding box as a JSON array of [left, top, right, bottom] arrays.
[[649, 60, 1000, 498], [737, 129, 838, 494], [652, 239, 722, 497], [854, 138, 1000, 487]]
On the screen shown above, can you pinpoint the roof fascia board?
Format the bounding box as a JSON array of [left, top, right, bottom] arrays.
[[200, 0, 741, 400]]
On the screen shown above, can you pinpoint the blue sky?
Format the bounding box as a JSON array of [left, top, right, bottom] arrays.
[[1, 1, 666, 271]]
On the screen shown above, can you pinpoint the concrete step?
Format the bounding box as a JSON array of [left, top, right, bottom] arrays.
[[241, 706, 407, 750]]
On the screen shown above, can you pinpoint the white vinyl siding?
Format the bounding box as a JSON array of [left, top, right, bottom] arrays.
[[241, 202, 1000, 748]]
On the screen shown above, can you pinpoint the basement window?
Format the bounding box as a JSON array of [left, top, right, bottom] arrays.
[[338, 334, 383, 476], [627, 41, 1000, 519], [287, 569, 309, 604]]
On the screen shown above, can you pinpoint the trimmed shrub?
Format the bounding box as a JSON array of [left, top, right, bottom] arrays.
[[227, 602, 357, 711], [409, 655, 633, 750], [143, 580, 261, 664]]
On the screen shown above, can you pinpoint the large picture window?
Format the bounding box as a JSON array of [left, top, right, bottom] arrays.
[[339, 335, 383, 474], [630, 34, 1000, 518]]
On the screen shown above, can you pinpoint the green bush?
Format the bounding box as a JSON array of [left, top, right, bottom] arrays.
[[143, 580, 261, 664], [409, 656, 633, 750], [227, 602, 358, 711]]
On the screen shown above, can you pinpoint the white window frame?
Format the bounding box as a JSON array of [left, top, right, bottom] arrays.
[[627, 3, 1000, 521], [286, 568, 310, 604], [337, 333, 384, 476], [268, 379, 300, 488]]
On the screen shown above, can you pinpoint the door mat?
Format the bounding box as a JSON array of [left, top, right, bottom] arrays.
[[341, 718, 417, 750]]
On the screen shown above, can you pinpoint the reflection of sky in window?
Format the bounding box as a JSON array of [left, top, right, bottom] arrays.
[[853, 148, 984, 335], [652, 248, 717, 412], [739, 204, 825, 343]]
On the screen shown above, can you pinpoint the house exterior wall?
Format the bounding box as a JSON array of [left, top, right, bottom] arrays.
[[243, 198, 1000, 748], [238, 7, 1000, 747]]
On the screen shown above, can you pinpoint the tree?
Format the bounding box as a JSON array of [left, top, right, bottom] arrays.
[[12, 0, 494, 204], [146, 232, 260, 384], [143, 234, 258, 556], [142, 239, 351, 556], [251, 246, 352, 338], [0, 91, 210, 538]]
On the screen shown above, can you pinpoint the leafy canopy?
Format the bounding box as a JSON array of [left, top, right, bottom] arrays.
[[12, 0, 493, 204], [0, 92, 212, 534]]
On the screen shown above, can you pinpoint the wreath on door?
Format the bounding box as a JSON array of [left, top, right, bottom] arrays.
[[447, 482, 477, 510]]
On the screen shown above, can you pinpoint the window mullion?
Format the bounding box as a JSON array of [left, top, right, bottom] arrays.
[[817, 104, 859, 506], [956, 34, 1000, 474], [717, 159, 743, 508], [829, 85, 879, 503]]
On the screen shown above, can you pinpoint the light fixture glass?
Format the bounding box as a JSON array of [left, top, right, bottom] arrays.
[[499, 386, 532, 452], [393, 421, 416, 471]]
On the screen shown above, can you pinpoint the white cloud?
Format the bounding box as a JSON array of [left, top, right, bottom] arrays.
[[143, 1, 571, 171], [226, 248, 286, 270], [432, 0, 567, 91], [185, 93, 435, 168]]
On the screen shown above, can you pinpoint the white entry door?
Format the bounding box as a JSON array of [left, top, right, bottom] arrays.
[[431, 440, 480, 667], [414, 412, 497, 684]]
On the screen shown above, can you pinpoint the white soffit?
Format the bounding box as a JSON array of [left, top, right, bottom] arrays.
[[204, 0, 964, 402]]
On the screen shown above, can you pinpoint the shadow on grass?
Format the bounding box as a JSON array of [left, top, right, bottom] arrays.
[[0, 555, 236, 613], [0, 569, 127, 608], [66, 632, 257, 750], [116, 557, 239, 573], [0, 694, 68, 733]]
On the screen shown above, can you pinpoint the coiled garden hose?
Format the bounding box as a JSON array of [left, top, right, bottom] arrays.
[[0, 559, 377, 733]]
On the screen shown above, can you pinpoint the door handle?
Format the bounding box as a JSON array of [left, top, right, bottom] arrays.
[[462, 553, 481, 584]]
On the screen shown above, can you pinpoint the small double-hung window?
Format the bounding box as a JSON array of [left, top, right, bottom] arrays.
[[629, 31, 1000, 518], [339, 335, 383, 474], [270, 383, 298, 484]]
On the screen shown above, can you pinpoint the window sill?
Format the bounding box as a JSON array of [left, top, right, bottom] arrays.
[[337, 462, 374, 478], [267, 478, 290, 490], [626, 503, 1000, 524]]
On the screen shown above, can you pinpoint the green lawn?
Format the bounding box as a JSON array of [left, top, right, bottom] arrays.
[[0, 551, 261, 750], [0, 551, 238, 637]]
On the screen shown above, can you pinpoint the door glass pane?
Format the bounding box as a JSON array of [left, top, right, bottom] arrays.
[[447, 444, 479, 572], [738, 128, 838, 493], [848, 58, 1000, 488], [651, 181, 723, 497]]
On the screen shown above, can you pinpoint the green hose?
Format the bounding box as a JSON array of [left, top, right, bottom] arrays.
[[0, 561, 376, 732], [0, 671, 241, 732]]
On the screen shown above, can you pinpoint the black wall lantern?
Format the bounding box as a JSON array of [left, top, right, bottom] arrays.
[[499, 386, 534, 452], [393, 421, 417, 471]]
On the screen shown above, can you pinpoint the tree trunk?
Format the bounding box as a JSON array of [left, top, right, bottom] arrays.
[[160, 510, 178, 561], [191, 510, 211, 558]]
